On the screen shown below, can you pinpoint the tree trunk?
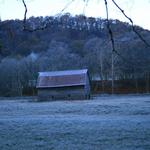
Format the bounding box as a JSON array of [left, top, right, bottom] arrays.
[[134, 73, 139, 94], [100, 55, 105, 93], [146, 72, 150, 93], [111, 51, 115, 94]]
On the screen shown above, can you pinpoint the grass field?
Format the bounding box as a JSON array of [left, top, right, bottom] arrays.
[[0, 94, 150, 150]]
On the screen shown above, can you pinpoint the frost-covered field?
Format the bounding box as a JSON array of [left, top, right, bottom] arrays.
[[0, 95, 150, 150]]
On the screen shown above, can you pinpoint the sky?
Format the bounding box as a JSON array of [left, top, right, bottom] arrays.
[[0, 0, 150, 30]]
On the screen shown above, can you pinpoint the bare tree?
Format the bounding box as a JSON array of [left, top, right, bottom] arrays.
[[19, 0, 150, 94]]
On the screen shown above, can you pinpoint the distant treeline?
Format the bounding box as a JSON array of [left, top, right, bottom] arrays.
[[0, 14, 150, 96]]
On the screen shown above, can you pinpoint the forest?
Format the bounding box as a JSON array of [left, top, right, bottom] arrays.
[[0, 14, 150, 96]]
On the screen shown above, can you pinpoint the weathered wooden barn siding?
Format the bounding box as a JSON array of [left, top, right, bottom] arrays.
[[37, 69, 91, 101], [85, 74, 91, 98], [38, 86, 87, 101]]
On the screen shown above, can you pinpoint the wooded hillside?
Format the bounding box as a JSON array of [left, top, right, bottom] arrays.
[[0, 14, 150, 96]]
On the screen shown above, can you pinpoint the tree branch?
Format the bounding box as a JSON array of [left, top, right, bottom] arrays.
[[112, 0, 150, 47], [104, 0, 115, 52], [104, 0, 150, 71], [104, 0, 115, 94], [83, 0, 89, 15], [22, 0, 27, 30], [22, 0, 76, 32], [56, 0, 75, 17]]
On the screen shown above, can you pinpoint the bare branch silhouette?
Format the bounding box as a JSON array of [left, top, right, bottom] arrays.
[[55, 0, 76, 17], [104, 0, 147, 70], [112, 0, 150, 47], [104, 0, 115, 53], [104, 0, 115, 94], [22, 0, 27, 30], [22, 0, 76, 32], [83, 0, 89, 15]]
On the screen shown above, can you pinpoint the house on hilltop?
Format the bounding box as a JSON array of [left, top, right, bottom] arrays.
[[36, 69, 91, 100]]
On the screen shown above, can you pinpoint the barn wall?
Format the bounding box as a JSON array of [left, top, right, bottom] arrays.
[[84, 74, 91, 98], [37, 86, 88, 101]]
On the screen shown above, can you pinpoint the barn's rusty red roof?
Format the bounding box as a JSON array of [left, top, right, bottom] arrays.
[[36, 69, 88, 88]]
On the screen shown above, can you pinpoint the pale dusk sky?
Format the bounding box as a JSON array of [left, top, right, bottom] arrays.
[[0, 0, 150, 30]]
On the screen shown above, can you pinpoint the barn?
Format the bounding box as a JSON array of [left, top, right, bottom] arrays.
[[36, 69, 91, 100]]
